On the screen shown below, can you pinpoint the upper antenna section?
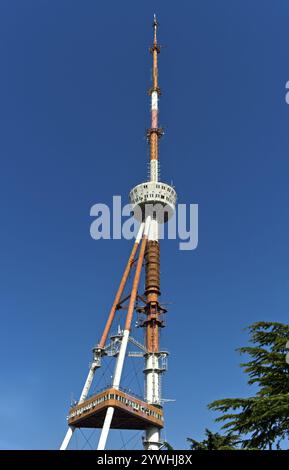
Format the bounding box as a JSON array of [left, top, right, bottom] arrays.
[[149, 14, 161, 96], [150, 14, 160, 54], [153, 14, 158, 45]]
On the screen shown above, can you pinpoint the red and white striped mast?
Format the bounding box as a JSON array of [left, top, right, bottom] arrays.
[[60, 15, 176, 451], [143, 14, 164, 449], [131, 14, 177, 449]]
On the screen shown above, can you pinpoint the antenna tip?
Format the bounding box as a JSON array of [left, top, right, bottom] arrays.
[[153, 14, 158, 27]]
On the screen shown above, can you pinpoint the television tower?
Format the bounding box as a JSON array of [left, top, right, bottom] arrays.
[[60, 15, 176, 451]]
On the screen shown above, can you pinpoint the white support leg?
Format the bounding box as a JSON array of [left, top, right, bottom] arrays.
[[60, 426, 74, 451], [97, 329, 130, 450], [97, 406, 115, 451], [60, 365, 97, 450], [79, 366, 96, 403]]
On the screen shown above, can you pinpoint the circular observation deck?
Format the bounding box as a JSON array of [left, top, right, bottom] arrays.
[[129, 181, 177, 222]]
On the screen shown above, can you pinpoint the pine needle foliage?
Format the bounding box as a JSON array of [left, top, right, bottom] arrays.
[[209, 322, 289, 449]]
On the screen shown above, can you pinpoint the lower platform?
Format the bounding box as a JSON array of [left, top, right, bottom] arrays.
[[68, 387, 163, 430]]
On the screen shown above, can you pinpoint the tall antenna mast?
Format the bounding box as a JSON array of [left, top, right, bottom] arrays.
[[148, 14, 162, 183], [60, 15, 177, 451]]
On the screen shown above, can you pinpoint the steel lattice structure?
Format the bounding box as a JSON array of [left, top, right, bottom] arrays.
[[60, 16, 177, 451]]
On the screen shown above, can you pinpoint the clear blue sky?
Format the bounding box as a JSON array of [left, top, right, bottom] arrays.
[[1, 0, 289, 450]]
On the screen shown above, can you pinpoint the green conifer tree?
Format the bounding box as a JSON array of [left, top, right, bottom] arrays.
[[187, 429, 239, 450], [209, 322, 289, 449]]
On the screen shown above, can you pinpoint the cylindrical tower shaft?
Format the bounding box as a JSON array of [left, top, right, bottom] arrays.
[[144, 14, 162, 450], [145, 239, 160, 352]]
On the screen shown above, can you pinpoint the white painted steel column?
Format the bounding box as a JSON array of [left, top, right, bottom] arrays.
[[149, 218, 158, 241], [146, 426, 160, 450], [151, 90, 158, 111], [97, 218, 151, 450], [150, 90, 159, 182], [60, 426, 74, 451], [150, 160, 159, 182], [97, 329, 130, 450], [144, 354, 160, 404], [145, 356, 161, 449], [79, 366, 96, 402], [60, 365, 96, 450], [135, 221, 145, 244]]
